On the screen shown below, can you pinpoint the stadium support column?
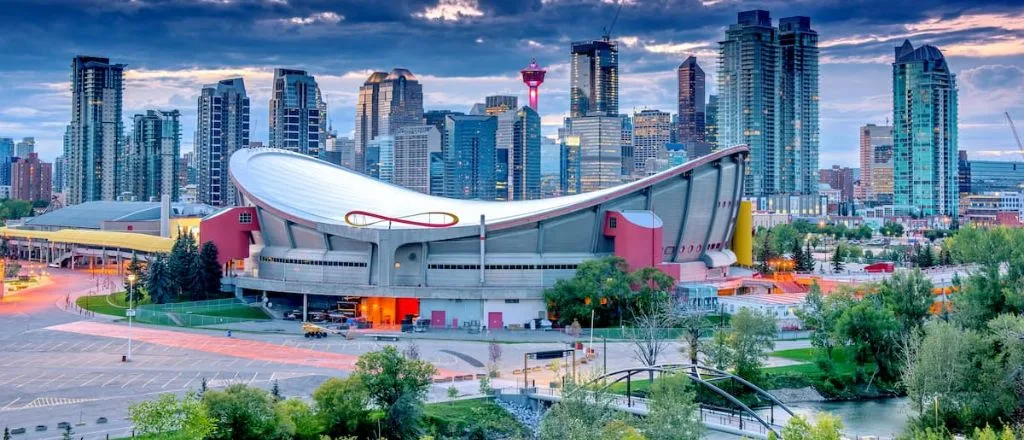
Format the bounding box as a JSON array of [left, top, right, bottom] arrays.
[[479, 215, 485, 285], [303, 293, 308, 322], [160, 194, 170, 238]]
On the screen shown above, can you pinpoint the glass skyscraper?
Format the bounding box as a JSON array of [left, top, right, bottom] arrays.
[[570, 39, 618, 118], [966, 160, 1024, 193], [718, 10, 779, 198], [677, 56, 705, 147], [444, 115, 497, 200], [509, 106, 541, 201], [778, 16, 819, 196], [269, 68, 323, 157], [128, 110, 181, 202], [393, 126, 440, 194], [68, 55, 125, 205], [564, 116, 622, 193], [632, 109, 671, 175], [197, 78, 249, 206], [705, 95, 719, 150], [0, 138, 12, 186], [355, 69, 424, 175], [892, 40, 959, 216]]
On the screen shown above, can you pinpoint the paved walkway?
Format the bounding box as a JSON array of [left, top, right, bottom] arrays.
[[46, 321, 467, 379]]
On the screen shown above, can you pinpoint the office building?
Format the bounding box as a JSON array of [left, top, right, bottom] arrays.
[[508, 107, 541, 200], [856, 124, 892, 201], [354, 69, 423, 174], [269, 68, 323, 157], [0, 138, 12, 186], [873, 144, 895, 203], [677, 57, 706, 146], [620, 115, 633, 176], [424, 110, 465, 196], [196, 78, 249, 206], [560, 133, 582, 195], [966, 160, 1024, 193], [819, 165, 854, 202], [632, 109, 671, 175], [777, 16, 820, 196], [570, 39, 618, 117], [444, 115, 497, 200], [484, 95, 518, 115], [354, 72, 388, 174], [705, 94, 719, 150], [53, 155, 65, 194], [958, 150, 971, 194], [393, 126, 440, 194], [68, 56, 125, 205], [11, 152, 52, 203], [495, 112, 513, 200], [15, 137, 34, 159], [565, 116, 622, 193], [127, 110, 181, 202], [366, 136, 394, 182], [893, 40, 959, 216]]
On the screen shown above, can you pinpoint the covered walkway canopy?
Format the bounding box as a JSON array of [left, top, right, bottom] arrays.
[[0, 227, 174, 254]]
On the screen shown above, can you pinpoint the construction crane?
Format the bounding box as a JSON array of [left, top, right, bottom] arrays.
[[1007, 112, 1024, 159], [602, 0, 624, 42]]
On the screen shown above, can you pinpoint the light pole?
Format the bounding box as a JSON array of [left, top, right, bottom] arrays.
[[126, 273, 136, 362]]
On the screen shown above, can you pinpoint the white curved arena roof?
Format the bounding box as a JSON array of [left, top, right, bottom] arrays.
[[230, 146, 746, 230]]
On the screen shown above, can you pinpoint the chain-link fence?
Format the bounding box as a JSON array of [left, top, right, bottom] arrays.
[[135, 298, 271, 327]]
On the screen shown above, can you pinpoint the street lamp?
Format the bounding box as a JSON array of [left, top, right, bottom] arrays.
[[126, 273, 137, 362]]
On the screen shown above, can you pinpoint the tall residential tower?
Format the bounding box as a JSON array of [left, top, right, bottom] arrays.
[[892, 40, 959, 216], [197, 78, 249, 206], [68, 55, 125, 205], [778, 16, 820, 196], [677, 56, 706, 147], [269, 68, 324, 157]]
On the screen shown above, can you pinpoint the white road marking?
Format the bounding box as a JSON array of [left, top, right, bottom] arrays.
[[1, 397, 21, 410], [81, 373, 103, 387]]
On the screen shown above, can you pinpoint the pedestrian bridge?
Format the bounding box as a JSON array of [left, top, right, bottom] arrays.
[[495, 364, 794, 439]]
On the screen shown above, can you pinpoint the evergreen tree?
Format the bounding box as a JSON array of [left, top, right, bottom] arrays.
[[921, 245, 935, 268], [939, 246, 952, 266], [61, 425, 72, 440], [124, 254, 146, 303], [4, 426, 10, 440], [198, 241, 222, 297], [802, 241, 815, 272], [168, 231, 198, 300], [791, 239, 805, 272], [145, 254, 174, 304], [271, 379, 281, 402], [831, 246, 844, 273]]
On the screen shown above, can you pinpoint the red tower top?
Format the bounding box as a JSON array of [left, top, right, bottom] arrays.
[[520, 58, 546, 112], [520, 58, 546, 87]]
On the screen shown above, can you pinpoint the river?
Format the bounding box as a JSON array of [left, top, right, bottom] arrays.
[[707, 397, 912, 439]]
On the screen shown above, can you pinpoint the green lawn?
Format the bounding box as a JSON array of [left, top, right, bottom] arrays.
[[197, 306, 270, 320], [423, 397, 531, 439], [765, 346, 868, 376], [76, 292, 141, 317]]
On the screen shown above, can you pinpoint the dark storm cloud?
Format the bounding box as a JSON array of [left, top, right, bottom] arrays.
[[0, 0, 1022, 163]]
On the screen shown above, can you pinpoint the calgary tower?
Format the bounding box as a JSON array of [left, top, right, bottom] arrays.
[[520, 58, 546, 112]]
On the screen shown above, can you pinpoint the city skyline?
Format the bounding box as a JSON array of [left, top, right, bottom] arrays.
[[0, 0, 1022, 169]]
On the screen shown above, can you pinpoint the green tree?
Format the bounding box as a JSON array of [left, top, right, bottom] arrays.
[[277, 398, 323, 440], [780, 412, 843, 440], [834, 297, 899, 380], [128, 391, 214, 440], [543, 256, 632, 326], [355, 346, 437, 440], [791, 239, 805, 271], [271, 379, 281, 401], [124, 254, 146, 302], [198, 241, 222, 298], [145, 254, 174, 304], [799, 241, 815, 272], [720, 308, 777, 380], [599, 420, 647, 440], [831, 246, 844, 273], [755, 228, 777, 274], [901, 321, 1017, 431], [877, 270, 935, 336], [312, 377, 370, 438], [704, 328, 732, 371], [794, 283, 853, 360], [2, 427, 9, 440], [953, 264, 1024, 330], [61, 425, 72, 440], [203, 383, 294, 440], [642, 373, 704, 440], [168, 230, 199, 299], [539, 382, 628, 440]]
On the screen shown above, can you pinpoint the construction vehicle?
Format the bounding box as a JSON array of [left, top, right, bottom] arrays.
[[302, 322, 333, 338]]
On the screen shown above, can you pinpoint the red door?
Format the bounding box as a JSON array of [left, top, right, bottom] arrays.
[[430, 310, 446, 329], [488, 312, 503, 330]]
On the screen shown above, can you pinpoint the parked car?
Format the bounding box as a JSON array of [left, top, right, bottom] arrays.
[[283, 310, 302, 320]]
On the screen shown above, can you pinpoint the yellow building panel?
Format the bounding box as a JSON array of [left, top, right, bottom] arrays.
[[0, 227, 174, 254]]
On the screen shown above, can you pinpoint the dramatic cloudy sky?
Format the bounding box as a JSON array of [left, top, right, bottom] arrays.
[[1, 0, 1023, 168]]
